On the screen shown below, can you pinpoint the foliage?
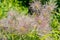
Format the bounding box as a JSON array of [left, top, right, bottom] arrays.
[[0, 0, 60, 40], [0, 0, 30, 19]]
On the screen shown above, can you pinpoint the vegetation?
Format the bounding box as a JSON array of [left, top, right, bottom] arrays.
[[0, 0, 60, 40]]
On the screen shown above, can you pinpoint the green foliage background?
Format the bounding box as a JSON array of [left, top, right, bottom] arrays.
[[0, 0, 32, 19]]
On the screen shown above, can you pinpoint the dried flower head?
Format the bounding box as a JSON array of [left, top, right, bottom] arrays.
[[29, 0, 42, 15]]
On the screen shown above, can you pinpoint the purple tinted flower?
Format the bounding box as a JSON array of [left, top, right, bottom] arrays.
[[0, 0, 57, 35]]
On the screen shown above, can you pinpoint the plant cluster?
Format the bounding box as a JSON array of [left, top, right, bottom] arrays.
[[0, 0, 60, 40]]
